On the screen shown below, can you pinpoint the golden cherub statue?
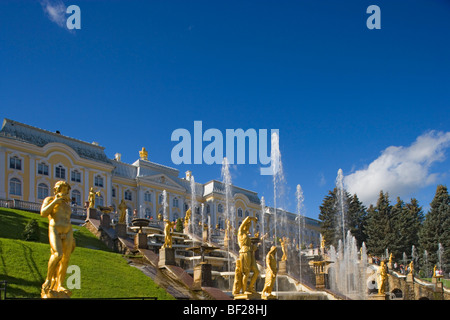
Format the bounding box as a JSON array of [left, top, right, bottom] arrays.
[[261, 245, 278, 300], [139, 147, 148, 161], [40, 181, 75, 298], [162, 219, 176, 248], [88, 187, 101, 208]]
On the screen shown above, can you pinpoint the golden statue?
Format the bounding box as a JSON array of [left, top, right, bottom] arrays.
[[88, 187, 101, 208], [139, 147, 148, 161], [389, 253, 393, 264], [224, 219, 232, 242], [40, 181, 75, 298], [409, 260, 414, 274], [261, 246, 277, 300], [377, 261, 388, 295], [162, 219, 176, 248], [184, 208, 191, 231], [236, 216, 258, 294], [280, 237, 288, 261], [118, 199, 127, 224]]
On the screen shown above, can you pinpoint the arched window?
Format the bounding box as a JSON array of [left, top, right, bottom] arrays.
[[245, 210, 249, 217], [37, 183, 49, 200], [9, 178, 21, 196], [238, 208, 243, 217], [72, 189, 81, 206]]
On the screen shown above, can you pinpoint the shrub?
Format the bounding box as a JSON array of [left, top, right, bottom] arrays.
[[23, 219, 40, 242]]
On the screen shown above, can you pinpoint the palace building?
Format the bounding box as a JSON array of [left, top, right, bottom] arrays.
[[0, 118, 320, 246]]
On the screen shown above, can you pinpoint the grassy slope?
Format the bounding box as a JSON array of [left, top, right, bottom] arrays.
[[0, 208, 174, 299]]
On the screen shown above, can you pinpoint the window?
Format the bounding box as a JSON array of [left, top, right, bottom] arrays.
[[94, 175, 104, 187], [218, 204, 223, 213], [55, 165, 66, 179], [37, 183, 49, 200], [245, 210, 249, 217], [9, 178, 21, 196], [95, 194, 104, 207], [238, 208, 243, 217], [145, 208, 152, 219], [124, 190, 132, 201], [71, 170, 81, 183], [159, 193, 164, 204], [9, 156, 22, 170], [38, 162, 49, 175], [206, 204, 210, 214], [144, 191, 152, 202], [173, 197, 179, 208], [112, 187, 116, 198], [72, 190, 81, 206]]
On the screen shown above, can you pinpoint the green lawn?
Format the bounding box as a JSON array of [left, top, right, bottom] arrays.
[[0, 208, 174, 299]]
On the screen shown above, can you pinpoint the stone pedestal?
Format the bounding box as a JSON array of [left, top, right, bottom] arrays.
[[100, 213, 111, 229], [87, 207, 97, 220], [193, 262, 212, 290], [315, 273, 328, 289], [369, 293, 388, 300], [406, 273, 414, 283], [278, 260, 287, 275], [116, 223, 127, 238], [158, 247, 176, 268], [134, 232, 148, 249]]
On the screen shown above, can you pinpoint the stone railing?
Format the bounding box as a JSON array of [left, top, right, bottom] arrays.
[[0, 199, 41, 212]]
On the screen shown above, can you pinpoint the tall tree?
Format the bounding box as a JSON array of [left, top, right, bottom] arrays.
[[365, 191, 392, 257], [319, 188, 338, 248], [319, 188, 367, 248], [419, 185, 450, 273], [347, 194, 367, 248]]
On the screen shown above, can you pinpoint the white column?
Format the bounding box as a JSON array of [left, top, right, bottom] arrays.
[[106, 173, 112, 206], [0, 147, 6, 199], [28, 155, 36, 202]]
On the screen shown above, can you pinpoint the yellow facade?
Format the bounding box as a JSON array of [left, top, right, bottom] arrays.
[[0, 118, 321, 245]]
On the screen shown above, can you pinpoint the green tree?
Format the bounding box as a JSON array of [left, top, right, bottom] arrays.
[[419, 185, 450, 273], [319, 189, 338, 248], [319, 188, 367, 248], [347, 194, 367, 248], [365, 191, 392, 257]]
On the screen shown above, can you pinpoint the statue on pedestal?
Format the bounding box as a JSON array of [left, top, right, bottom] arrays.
[[139, 147, 148, 161], [377, 261, 388, 295], [118, 199, 127, 224], [261, 245, 277, 300], [88, 187, 101, 208], [280, 237, 288, 261], [40, 181, 75, 298], [162, 219, 176, 248], [235, 216, 258, 295]]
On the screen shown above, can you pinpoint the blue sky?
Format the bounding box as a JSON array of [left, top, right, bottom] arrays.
[[1, 0, 450, 219]]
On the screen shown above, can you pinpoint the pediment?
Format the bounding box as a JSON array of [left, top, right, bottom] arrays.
[[139, 173, 185, 191]]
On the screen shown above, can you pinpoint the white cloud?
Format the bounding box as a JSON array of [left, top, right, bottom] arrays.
[[40, 0, 67, 27], [344, 131, 450, 206]]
